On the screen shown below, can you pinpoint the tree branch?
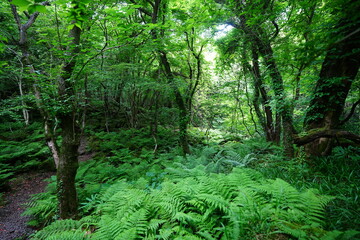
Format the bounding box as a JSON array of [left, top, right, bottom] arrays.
[[270, 20, 279, 41], [10, 4, 21, 30], [294, 129, 360, 146], [339, 99, 360, 125], [129, 0, 152, 16], [9, 1, 49, 45]]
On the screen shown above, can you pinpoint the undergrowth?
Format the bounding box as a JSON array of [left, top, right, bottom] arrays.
[[23, 128, 360, 239], [0, 122, 53, 191], [31, 167, 359, 240], [251, 146, 360, 232]]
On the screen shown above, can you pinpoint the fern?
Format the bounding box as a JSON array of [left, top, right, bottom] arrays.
[[31, 219, 84, 240], [22, 190, 58, 227], [32, 167, 352, 240]]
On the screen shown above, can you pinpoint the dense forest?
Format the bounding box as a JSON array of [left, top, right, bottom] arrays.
[[0, 0, 359, 239]]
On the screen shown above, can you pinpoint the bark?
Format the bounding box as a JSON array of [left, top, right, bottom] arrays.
[[56, 21, 82, 219], [151, 91, 159, 154], [237, 13, 294, 156], [17, 77, 29, 125], [303, 5, 360, 155], [249, 47, 276, 142], [81, 74, 89, 135], [242, 72, 259, 135], [57, 115, 79, 219], [229, 5, 294, 156], [294, 129, 360, 146], [254, 28, 294, 157], [100, 83, 110, 132]]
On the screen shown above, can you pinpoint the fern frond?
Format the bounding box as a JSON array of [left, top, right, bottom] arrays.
[[157, 228, 173, 240], [173, 211, 202, 225], [113, 227, 137, 240], [32, 165, 341, 240], [195, 194, 231, 214], [31, 219, 83, 240], [147, 219, 166, 233], [42, 230, 87, 240]]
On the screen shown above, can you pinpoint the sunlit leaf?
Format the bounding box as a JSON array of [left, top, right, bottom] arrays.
[[10, 0, 32, 8], [34, 4, 47, 13]]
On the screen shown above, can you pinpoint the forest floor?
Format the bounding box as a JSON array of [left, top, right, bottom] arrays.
[[0, 171, 54, 240], [0, 137, 93, 240]]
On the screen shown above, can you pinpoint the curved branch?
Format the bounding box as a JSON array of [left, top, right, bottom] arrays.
[[294, 129, 360, 146], [339, 99, 360, 125], [270, 20, 279, 41]]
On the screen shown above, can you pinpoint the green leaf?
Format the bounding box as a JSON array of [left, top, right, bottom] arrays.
[[54, 0, 68, 4], [34, 4, 47, 13], [74, 22, 82, 30], [10, 0, 32, 7], [27, 5, 36, 14], [27, 4, 47, 14]]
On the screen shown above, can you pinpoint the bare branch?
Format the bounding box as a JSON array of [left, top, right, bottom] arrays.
[[270, 20, 279, 41]]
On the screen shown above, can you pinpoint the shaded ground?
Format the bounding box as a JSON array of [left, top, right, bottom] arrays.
[[0, 171, 54, 240], [78, 136, 96, 162], [0, 137, 93, 240], [0, 137, 95, 240]]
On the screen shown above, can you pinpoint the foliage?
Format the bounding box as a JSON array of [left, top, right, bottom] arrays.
[[251, 146, 360, 232], [167, 136, 283, 175], [309, 147, 360, 231], [24, 127, 360, 237], [22, 176, 58, 227], [30, 166, 359, 240], [1, 0, 359, 238], [90, 127, 179, 154], [0, 122, 52, 190]]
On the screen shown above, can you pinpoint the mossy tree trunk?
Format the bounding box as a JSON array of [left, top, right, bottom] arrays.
[[57, 115, 80, 219], [235, 11, 295, 157], [56, 18, 82, 219], [303, 1, 360, 156], [248, 47, 278, 143]]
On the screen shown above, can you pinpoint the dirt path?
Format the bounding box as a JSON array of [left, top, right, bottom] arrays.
[[0, 171, 54, 240], [0, 137, 94, 240], [78, 136, 96, 162]]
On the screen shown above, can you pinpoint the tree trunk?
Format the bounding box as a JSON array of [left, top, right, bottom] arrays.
[[249, 47, 276, 142], [17, 77, 29, 125], [57, 115, 79, 219], [254, 30, 294, 157], [56, 18, 82, 219], [159, 52, 191, 155], [303, 5, 360, 156], [233, 8, 294, 156]]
